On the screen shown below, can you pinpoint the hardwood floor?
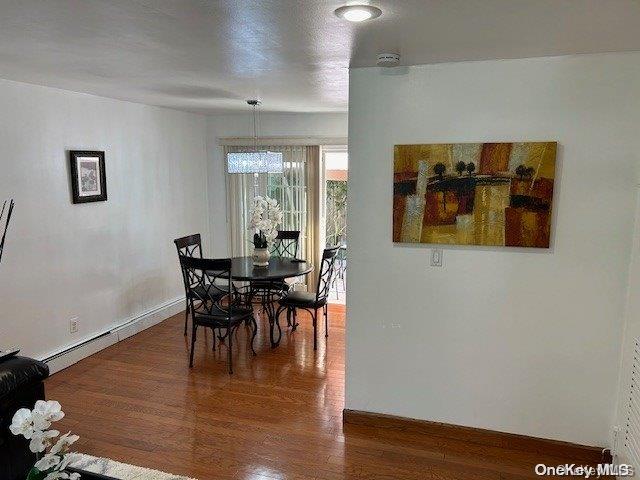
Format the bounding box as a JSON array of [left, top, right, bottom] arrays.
[[47, 305, 599, 479]]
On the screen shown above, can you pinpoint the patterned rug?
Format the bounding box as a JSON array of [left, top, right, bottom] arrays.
[[71, 454, 197, 480]]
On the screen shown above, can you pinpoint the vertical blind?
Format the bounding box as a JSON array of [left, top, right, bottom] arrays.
[[267, 147, 308, 260], [225, 145, 309, 260]]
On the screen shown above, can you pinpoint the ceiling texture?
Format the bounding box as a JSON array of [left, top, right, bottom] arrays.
[[1, 0, 639, 114]]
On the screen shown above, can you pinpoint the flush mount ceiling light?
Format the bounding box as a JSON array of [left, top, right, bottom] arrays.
[[334, 4, 382, 22], [227, 100, 283, 174]]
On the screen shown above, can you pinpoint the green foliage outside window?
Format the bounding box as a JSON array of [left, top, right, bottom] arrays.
[[326, 180, 347, 247]]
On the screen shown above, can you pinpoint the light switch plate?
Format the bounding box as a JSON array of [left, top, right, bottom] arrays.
[[430, 248, 443, 267], [69, 317, 79, 334]]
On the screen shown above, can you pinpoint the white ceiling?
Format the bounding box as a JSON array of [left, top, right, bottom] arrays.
[[1, 0, 639, 114]]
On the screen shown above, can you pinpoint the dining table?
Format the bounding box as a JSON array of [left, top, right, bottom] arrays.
[[225, 256, 314, 347]]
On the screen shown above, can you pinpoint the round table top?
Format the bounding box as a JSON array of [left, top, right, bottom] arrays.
[[226, 256, 314, 281]]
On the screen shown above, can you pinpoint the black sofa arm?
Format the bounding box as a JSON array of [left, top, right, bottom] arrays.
[[0, 356, 49, 399], [0, 356, 50, 480]]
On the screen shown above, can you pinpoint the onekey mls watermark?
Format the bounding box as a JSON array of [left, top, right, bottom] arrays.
[[535, 463, 634, 477]]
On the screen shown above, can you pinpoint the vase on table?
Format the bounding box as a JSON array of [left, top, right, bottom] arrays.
[[252, 247, 270, 267]]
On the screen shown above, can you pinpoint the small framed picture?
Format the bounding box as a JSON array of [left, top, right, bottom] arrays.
[[69, 151, 107, 204]]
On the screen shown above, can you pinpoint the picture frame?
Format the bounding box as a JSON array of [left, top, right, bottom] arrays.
[[69, 150, 107, 204], [393, 141, 557, 248]]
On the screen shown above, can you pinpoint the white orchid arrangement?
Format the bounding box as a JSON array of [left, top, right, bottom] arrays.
[[10, 400, 81, 480], [249, 196, 283, 249]]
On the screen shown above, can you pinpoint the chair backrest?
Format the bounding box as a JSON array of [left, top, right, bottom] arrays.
[[271, 230, 300, 258], [174, 234, 202, 258], [174, 234, 203, 296], [316, 245, 340, 301], [179, 255, 233, 319]]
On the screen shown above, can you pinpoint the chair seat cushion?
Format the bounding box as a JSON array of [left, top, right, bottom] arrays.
[[279, 291, 326, 309], [193, 305, 253, 327]]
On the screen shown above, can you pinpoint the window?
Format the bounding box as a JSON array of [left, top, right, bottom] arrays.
[[267, 157, 308, 259], [226, 145, 310, 259]]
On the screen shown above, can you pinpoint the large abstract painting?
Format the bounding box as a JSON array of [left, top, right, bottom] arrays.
[[393, 142, 557, 248]]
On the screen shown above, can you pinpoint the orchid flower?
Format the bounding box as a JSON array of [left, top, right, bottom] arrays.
[[9, 400, 80, 480], [32, 400, 64, 430], [35, 453, 61, 471], [249, 196, 283, 249], [50, 432, 79, 455], [9, 408, 36, 439], [29, 429, 60, 453]]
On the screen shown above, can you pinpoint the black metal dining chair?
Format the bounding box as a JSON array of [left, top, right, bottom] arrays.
[[174, 234, 203, 335], [249, 230, 301, 303], [179, 255, 257, 374], [332, 241, 347, 299], [275, 245, 340, 350], [174, 233, 203, 259], [272, 230, 300, 259], [174, 234, 230, 335]]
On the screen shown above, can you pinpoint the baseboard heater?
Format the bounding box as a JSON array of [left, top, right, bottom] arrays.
[[42, 330, 113, 363], [40, 296, 183, 371]]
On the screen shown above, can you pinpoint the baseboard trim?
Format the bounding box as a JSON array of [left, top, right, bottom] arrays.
[[343, 409, 611, 464], [42, 296, 184, 374]]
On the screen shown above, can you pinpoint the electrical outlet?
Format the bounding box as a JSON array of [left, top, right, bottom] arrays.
[[69, 317, 79, 334], [430, 248, 443, 267]]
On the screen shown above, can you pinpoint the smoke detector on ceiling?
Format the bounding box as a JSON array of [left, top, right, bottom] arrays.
[[377, 53, 400, 67]]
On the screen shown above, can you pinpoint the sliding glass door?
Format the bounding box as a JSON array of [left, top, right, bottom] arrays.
[[320, 146, 348, 302]]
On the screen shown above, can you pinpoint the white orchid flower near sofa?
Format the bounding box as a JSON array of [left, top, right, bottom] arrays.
[[10, 400, 81, 480]]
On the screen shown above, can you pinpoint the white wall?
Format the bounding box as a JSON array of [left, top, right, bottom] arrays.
[[347, 53, 640, 447], [0, 79, 209, 360], [206, 112, 348, 256]]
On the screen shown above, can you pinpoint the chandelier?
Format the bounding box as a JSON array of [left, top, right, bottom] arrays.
[[227, 100, 283, 174]]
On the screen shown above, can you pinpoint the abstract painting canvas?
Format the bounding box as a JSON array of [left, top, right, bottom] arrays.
[[393, 142, 557, 248]]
